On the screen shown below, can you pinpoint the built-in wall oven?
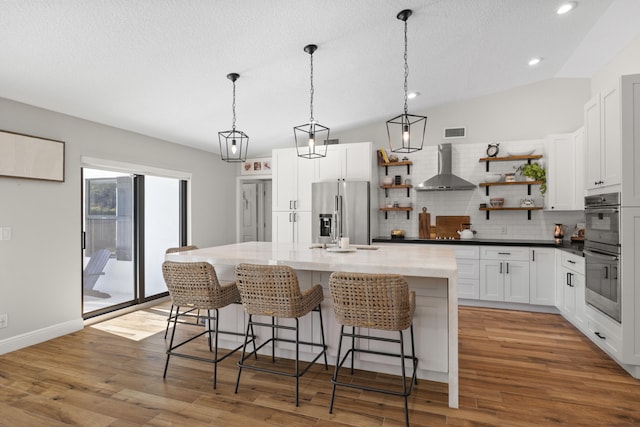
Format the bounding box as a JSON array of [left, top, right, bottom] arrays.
[[584, 192, 621, 323]]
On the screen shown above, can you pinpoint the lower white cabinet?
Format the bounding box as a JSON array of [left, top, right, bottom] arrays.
[[444, 245, 480, 300], [272, 210, 312, 244], [480, 246, 530, 303], [529, 248, 556, 305], [557, 251, 586, 331], [585, 304, 622, 359]]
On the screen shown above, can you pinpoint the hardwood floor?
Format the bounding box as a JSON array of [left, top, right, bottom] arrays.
[[2, 304, 640, 426]]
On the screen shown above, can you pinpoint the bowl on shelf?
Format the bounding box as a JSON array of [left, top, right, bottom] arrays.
[[489, 197, 505, 207], [398, 202, 412, 208], [381, 177, 394, 185], [507, 148, 535, 156], [485, 173, 502, 183]]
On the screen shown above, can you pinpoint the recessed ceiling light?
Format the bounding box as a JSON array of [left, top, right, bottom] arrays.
[[528, 57, 543, 66], [408, 91, 420, 99], [557, 2, 577, 15]]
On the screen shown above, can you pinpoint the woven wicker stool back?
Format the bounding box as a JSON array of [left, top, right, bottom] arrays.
[[329, 272, 414, 332], [162, 261, 239, 309], [235, 263, 319, 318]]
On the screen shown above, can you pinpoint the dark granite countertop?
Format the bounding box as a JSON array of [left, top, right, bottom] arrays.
[[372, 236, 584, 256]]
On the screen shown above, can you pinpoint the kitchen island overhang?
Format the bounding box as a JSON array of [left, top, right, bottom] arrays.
[[166, 241, 459, 408]]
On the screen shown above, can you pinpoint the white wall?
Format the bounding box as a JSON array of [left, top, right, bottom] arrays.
[[0, 97, 236, 353], [333, 78, 590, 240], [591, 31, 640, 94]]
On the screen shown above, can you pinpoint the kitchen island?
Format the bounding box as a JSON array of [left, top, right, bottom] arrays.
[[165, 241, 459, 408]]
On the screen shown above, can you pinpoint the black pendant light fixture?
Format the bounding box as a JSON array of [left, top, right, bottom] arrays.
[[218, 72, 249, 162], [386, 9, 426, 153], [294, 44, 329, 159]]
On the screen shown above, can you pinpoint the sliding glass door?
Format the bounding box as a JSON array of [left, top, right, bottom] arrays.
[[82, 168, 186, 317]]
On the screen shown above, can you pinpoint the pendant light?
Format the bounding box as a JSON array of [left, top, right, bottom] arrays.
[[218, 72, 249, 162], [294, 44, 329, 159], [386, 9, 426, 153]]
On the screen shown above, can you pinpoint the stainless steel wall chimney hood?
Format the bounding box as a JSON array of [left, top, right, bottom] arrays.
[[416, 143, 476, 191]]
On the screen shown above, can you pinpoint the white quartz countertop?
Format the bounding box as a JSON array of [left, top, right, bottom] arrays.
[[165, 241, 457, 279]]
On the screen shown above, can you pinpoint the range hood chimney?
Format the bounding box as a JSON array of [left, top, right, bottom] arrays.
[[416, 143, 476, 191]]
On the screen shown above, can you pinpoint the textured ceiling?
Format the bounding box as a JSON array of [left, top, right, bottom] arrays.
[[1, 0, 640, 156]]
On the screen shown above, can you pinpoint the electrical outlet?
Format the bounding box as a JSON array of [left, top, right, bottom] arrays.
[[0, 227, 11, 241], [500, 226, 507, 234], [0, 314, 7, 329]]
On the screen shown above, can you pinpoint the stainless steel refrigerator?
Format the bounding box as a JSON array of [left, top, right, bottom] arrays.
[[312, 180, 370, 245]]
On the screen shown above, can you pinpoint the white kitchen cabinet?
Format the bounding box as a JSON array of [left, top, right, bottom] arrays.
[[529, 247, 556, 306], [272, 210, 311, 244], [315, 142, 372, 182], [272, 147, 317, 243], [479, 247, 530, 303], [272, 147, 316, 212], [451, 245, 480, 300], [545, 129, 584, 211], [620, 74, 640, 207], [584, 84, 621, 193], [557, 251, 585, 331]]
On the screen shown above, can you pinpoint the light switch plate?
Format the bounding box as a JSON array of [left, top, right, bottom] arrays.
[[1, 227, 11, 240], [0, 314, 7, 329]]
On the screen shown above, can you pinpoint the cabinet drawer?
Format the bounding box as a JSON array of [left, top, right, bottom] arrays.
[[458, 278, 479, 299], [456, 258, 479, 280], [454, 245, 479, 259], [480, 246, 529, 261], [585, 305, 621, 358], [561, 252, 585, 273]]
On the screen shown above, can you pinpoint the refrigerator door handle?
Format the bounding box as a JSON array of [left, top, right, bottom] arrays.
[[333, 195, 339, 243], [338, 195, 343, 239]]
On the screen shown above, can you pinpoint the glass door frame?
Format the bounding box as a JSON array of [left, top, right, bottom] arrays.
[[81, 161, 189, 319]]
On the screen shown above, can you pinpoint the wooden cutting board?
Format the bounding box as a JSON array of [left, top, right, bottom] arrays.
[[418, 207, 431, 239], [435, 216, 470, 239]]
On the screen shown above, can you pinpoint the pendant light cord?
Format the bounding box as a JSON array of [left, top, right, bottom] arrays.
[[309, 51, 315, 123], [403, 18, 409, 116], [232, 79, 237, 131]]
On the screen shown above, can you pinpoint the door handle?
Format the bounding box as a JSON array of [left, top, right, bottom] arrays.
[[532, 250, 535, 262], [289, 200, 293, 210], [499, 262, 502, 274], [604, 266, 608, 279], [567, 272, 573, 287]]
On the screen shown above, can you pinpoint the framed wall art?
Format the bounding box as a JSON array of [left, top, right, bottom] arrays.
[[240, 157, 271, 176], [0, 130, 65, 182]]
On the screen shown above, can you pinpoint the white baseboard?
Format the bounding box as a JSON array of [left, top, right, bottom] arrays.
[[0, 318, 84, 355]]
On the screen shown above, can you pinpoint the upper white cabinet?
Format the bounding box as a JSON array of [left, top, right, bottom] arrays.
[[272, 148, 316, 212], [545, 128, 584, 211], [315, 142, 372, 182], [584, 83, 621, 193], [620, 75, 640, 207]]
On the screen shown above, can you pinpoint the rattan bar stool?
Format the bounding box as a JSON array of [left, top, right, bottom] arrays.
[[162, 260, 250, 389], [164, 245, 200, 339], [328, 272, 418, 427], [234, 263, 328, 406]]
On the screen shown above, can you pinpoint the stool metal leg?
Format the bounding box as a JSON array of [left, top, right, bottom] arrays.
[[329, 324, 345, 414], [234, 314, 253, 394]]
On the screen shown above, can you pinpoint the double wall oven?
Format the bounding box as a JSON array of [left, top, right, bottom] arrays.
[[584, 192, 621, 323]]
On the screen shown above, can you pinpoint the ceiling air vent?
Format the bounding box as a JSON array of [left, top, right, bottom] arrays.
[[443, 127, 466, 139]]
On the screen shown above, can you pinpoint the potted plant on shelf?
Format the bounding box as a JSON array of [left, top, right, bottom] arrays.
[[515, 162, 546, 195]]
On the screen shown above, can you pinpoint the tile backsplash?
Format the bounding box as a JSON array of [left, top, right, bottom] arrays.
[[375, 140, 585, 241]]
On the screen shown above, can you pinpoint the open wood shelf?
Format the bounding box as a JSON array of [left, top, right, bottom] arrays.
[[479, 206, 543, 220], [479, 181, 543, 187], [379, 206, 413, 220], [378, 160, 413, 175], [479, 155, 542, 162]]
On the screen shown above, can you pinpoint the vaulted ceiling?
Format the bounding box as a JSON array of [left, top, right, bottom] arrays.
[[2, 0, 639, 156]]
